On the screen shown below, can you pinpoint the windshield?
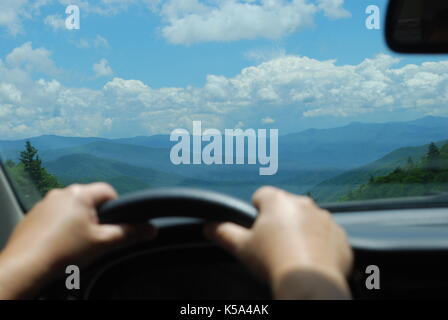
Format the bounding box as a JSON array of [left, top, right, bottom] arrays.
[[1, 0, 447, 210]]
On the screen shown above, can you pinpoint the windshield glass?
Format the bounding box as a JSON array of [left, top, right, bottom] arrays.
[[1, 0, 447, 210]]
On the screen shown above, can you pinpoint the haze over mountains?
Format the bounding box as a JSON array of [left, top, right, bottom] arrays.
[[1, 116, 447, 202], [311, 139, 448, 202]]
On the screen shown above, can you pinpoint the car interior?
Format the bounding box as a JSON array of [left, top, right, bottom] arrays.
[[1, 0, 448, 300]]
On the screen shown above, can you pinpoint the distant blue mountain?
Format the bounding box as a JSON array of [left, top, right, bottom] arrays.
[[279, 116, 448, 169], [0, 135, 107, 160], [1, 116, 447, 199], [108, 115, 448, 170], [407, 115, 448, 127], [112, 135, 172, 148]]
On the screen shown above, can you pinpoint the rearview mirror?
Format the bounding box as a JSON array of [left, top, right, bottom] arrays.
[[386, 0, 448, 53]]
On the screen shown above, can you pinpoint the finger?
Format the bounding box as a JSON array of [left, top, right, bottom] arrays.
[[74, 182, 118, 206], [94, 223, 157, 244], [252, 186, 290, 213], [204, 222, 250, 255]]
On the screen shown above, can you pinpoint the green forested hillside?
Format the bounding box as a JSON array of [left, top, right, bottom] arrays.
[[340, 142, 448, 201], [310, 140, 448, 203], [46, 154, 152, 194], [4, 141, 61, 209], [44, 153, 281, 201], [44, 153, 207, 194]]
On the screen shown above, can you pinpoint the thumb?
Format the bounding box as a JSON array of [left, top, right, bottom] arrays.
[[94, 223, 157, 244], [204, 222, 250, 255]]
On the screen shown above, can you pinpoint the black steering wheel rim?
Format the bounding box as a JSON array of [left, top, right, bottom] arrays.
[[98, 188, 258, 228]]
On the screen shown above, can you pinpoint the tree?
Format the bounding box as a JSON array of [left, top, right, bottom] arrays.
[[426, 142, 442, 171], [392, 167, 403, 174], [20, 141, 43, 186], [339, 140, 448, 202], [441, 143, 448, 154], [427, 142, 440, 161], [406, 156, 414, 168], [18, 141, 61, 195]]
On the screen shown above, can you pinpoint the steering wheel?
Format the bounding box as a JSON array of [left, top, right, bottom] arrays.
[[64, 188, 264, 300], [98, 188, 258, 228]]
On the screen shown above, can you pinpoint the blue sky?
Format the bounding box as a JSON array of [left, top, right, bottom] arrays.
[[0, 0, 447, 138], [0, 0, 409, 88]]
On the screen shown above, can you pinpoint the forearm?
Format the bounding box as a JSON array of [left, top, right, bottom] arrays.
[[271, 268, 352, 300], [0, 252, 51, 300]]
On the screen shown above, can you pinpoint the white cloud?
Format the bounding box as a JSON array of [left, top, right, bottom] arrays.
[[1, 0, 349, 44], [0, 0, 150, 35], [94, 35, 110, 48], [0, 0, 28, 35], [159, 0, 350, 45], [93, 58, 113, 77], [1, 43, 448, 139], [0, 83, 22, 103], [160, 0, 317, 44], [317, 0, 351, 19], [6, 42, 59, 75], [56, 0, 147, 16], [262, 117, 275, 124], [74, 35, 110, 48], [44, 14, 66, 30], [77, 39, 91, 48], [245, 47, 286, 63], [0, 0, 49, 35]]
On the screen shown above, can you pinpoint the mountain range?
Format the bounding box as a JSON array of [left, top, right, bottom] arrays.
[[1, 116, 447, 202]]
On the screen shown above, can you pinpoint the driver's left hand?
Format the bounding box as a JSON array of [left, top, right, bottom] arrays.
[[0, 183, 156, 299]]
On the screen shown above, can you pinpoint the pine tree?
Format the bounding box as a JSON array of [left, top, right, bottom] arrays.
[[426, 142, 441, 171], [20, 141, 43, 186], [392, 167, 403, 174], [427, 142, 440, 161], [19, 141, 61, 195]]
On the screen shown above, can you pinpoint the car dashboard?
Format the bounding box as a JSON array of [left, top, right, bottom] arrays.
[[41, 208, 448, 300]]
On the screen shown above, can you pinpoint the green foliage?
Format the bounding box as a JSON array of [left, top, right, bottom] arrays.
[[309, 140, 444, 203], [4, 141, 62, 209], [441, 143, 448, 154], [341, 142, 448, 201], [19, 141, 62, 195], [406, 156, 414, 169], [424, 142, 444, 171], [20, 141, 41, 181], [427, 142, 441, 160]]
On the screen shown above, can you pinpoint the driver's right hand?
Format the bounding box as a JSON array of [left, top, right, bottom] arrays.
[[204, 186, 353, 300]]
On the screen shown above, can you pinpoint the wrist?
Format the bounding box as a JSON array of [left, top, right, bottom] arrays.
[[270, 264, 351, 300], [0, 250, 54, 299]]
